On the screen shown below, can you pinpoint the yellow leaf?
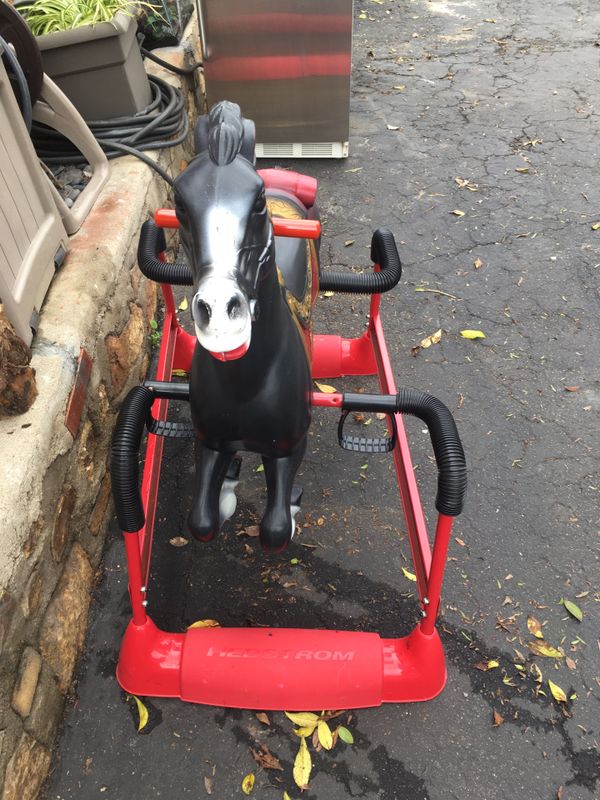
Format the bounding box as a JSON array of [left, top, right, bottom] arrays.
[[283, 793, 292, 800], [527, 640, 563, 658], [187, 619, 220, 629], [515, 167, 529, 173], [285, 711, 320, 728], [314, 382, 337, 394], [451, 209, 465, 217], [131, 695, 148, 732], [531, 663, 543, 683], [172, 369, 188, 377], [323, 291, 335, 297], [460, 329, 486, 340], [178, 296, 189, 311], [591, 221, 600, 230], [358, 11, 367, 18], [527, 616, 544, 639], [241, 773, 255, 795], [317, 719, 333, 750], [401, 567, 417, 582], [420, 329, 443, 349], [293, 736, 312, 790], [548, 679, 567, 704], [486, 659, 499, 669], [294, 725, 317, 737]]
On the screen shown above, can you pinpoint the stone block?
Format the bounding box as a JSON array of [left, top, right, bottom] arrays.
[[24, 661, 64, 748], [51, 485, 76, 563], [11, 647, 41, 719], [105, 303, 145, 396], [1, 733, 51, 800], [39, 543, 93, 693], [89, 471, 112, 536]]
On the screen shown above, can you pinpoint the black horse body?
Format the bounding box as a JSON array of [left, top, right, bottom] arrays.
[[173, 102, 316, 553]]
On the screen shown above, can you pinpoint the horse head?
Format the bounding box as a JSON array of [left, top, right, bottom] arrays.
[[174, 102, 272, 361]]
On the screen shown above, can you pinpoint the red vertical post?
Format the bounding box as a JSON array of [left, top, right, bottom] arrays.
[[124, 533, 147, 626], [420, 514, 454, 635]]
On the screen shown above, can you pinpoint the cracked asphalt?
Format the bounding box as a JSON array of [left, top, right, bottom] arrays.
[[44, 1, 599, 798]]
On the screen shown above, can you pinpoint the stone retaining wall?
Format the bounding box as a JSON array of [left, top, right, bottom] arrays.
[[0, 20, 203, 799]]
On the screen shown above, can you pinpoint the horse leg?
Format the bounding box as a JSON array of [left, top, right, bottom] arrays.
[[188, 441, 235, 541], [260, 437, 306, 553]]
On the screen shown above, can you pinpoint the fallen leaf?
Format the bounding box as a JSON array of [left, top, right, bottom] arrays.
[[293, 736, 312, 789], [294, 725, 318, 737], [548, 679, 567, 704], [401, 567, 417, 582], [393, 84, 406, 90], [172, 368, 188, 377], [344, 240, 355, 247], [557, 787, 564, 800], [531, 663, 543, 683], [460, 329, 486, 340], [419, 328, 443, 349], [242, 773, 255, 795], [474, 258, 484, 269], [237, 525, 260, 538], [256, 464, 265, 473], [565, 657, 577, 671], [315, 382, 338, 394], [255, 712, 271, 725], [169, 536, 189, 547], [591, 221, 600, 230], [283, 793, 293, 800], [483, 18, 496, 23], [337, 726, 354, 745], [317, 719, 333, 751], [455, 537, 466, 546], [527, 616, 544, 639], [451, 209, 465, 217], [178, 297, 189, 311], [290, 558, 299, 565], [188, 619, 220, 629], [285, 712, 320, 728], [386, 124, 400, 131], [528, 641, 563, 658], [515, 167, 529, 174], [322, 290, 335, 297], [564, 386, 581, 393], [487, 659, 500, 669], [561, 598, 583, 621], [492, 710, 504, 727], [251, 744, 283, 771], [204, 776, 213, 795], [344, 167, 363, 173], [131, 695, 148, 732], [502, 675, 516, 686]]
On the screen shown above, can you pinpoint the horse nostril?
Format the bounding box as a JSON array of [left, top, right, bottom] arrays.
[[227, 295, 242, 320], [195, 299, 212, 328]]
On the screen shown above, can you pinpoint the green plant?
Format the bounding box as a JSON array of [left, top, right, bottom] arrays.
[[148, 318, 161, 348], [18, 0, 158, 35]]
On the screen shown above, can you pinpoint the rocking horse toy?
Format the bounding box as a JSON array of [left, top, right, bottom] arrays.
[[111, 101, 467, 710]]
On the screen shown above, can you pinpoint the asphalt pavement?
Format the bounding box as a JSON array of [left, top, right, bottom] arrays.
[[44, 1, 599, 798]]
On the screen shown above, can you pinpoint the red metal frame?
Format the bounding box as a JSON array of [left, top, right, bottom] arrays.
[[117, 205, 456, 709]]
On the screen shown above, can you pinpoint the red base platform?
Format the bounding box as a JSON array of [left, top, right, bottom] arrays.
[[117, 617, 446, 709]]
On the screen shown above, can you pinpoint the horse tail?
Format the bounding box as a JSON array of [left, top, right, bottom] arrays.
[[207, 101, 244, 165]]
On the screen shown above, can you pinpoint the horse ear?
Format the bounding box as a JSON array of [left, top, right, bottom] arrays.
[[240, 119, 256, 165]]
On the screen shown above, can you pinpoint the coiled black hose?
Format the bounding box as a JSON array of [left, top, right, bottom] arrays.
[[111, 385, 155, 532], [319, 228, 402, 294], [30, 75, 189, 180], [0, 33, 32, 131]]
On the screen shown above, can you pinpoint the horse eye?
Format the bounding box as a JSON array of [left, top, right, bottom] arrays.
[[253, 192, 265, 213]]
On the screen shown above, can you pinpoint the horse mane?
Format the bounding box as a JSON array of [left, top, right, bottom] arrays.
[[207, 101, 244, 166]]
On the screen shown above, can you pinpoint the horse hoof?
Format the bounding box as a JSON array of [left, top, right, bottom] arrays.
[[219, 477, 238, 527], [187, 514, 219, 542]]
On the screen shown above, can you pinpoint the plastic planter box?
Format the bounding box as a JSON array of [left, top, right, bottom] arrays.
[[36, 12, 152, 120]]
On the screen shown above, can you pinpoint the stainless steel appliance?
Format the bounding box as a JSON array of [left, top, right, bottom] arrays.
[[197, 0, 352, 158]]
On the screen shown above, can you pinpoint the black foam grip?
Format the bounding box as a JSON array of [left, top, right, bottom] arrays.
[[319, 228, 401, 294], [137, 218, 192, 285], [111, 385, 155, 532], [395, 389, 467, 516]]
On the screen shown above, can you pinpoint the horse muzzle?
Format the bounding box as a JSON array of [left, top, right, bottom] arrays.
[[192, 276, 253, 361]]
